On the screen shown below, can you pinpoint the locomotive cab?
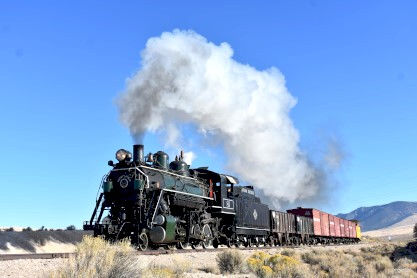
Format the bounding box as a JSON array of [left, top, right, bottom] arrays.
[[192, 168, 238, 214]]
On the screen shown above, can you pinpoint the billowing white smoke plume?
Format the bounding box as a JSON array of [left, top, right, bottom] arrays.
[[118, 29, 322, 203]]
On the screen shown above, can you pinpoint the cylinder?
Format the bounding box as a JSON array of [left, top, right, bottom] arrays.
[[133, 144, 144, 164]]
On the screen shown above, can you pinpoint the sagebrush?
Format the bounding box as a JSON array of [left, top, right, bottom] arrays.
[[244, 242, 416, 278], [247, 251, 308, 278], [49, 236, 191, 278], [216, 250, 243, 274], [49, 236, 140, 278]]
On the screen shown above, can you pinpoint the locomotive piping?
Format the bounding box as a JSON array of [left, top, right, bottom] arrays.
[[162, 188, 214, 200], [140, 165, 200, 181], [150, 188, 215, 228], [112, 165, 201, 182], [236, 226, 270, 231], [216, 211, 236, 215], [135, 167, 149, 188], [151, 191, 164, 228]]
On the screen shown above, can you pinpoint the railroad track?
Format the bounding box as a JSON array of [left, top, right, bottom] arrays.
[[0, 243, 363, 261], [0, 253, 73, 261]]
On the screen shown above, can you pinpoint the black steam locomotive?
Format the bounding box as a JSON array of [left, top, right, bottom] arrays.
[[84, 145, 360, 250]]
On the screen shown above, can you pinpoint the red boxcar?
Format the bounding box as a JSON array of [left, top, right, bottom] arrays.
[[340, 219, 345, 237], [349, 221, 357, 238], [353, 221, 358, 237], [287, 208, 332, 237], [348, 220, 352, 238], [334, 216, 341, 237], [329, 215, 335, 237], [287, 208, 320, 235], [287, 207, 358, 239], [320, 211, 330, 236], [344, 219, 349, 238]]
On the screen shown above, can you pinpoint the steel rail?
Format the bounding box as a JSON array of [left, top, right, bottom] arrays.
[[0, 253, 73, 261]]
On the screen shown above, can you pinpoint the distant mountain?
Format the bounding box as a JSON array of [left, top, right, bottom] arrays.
[[362, 214, 416, 240], [337, 201, 417, 232]]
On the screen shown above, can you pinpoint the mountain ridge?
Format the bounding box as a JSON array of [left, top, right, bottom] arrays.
[[337, 201, 417, 232]]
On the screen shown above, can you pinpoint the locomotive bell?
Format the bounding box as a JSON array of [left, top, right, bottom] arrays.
[[146, 152, 154, 163]]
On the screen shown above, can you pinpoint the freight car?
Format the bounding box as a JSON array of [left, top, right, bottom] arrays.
[[270, 210, 314, 246], [84, 144, 360, 250], [287, 208, 360, 244]]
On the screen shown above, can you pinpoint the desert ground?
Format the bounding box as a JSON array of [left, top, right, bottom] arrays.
[[0, 242, 374, 278], [0, 227, 416, 278], [1, 238, 416, 278]]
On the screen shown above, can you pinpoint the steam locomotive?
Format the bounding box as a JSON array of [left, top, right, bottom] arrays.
[[83, 145, 360, 250]]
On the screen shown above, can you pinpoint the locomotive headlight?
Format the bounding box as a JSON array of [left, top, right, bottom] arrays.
[[116, 149, 128, 162]]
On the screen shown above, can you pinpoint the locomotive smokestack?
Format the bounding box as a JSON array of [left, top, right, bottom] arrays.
[[133, 144, 144, 164]]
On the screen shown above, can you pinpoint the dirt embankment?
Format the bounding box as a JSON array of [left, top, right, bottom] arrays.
[[363, 214, 416, 241], [0, 231, 91, 254]]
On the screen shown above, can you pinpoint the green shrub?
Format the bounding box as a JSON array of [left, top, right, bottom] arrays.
[[374, 256, 393, 274], [216, 250, 243, 274], [247, 251, 308, 278], [66, 225, 76, 231], [49, 236, 140, 278]]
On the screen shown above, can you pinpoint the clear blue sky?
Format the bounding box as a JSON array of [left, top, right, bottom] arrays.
[[1, 1, 416, 228]]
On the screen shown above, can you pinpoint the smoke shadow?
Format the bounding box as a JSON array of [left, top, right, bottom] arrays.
[[0, 230, 91, 253]]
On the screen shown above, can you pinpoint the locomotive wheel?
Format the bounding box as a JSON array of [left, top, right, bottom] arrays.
[[191, 242, 201, 249], [247, 238, 252, 248], [201, 224, 212, 249], [202, 240, 211, 249], [177, 241, 189, 249], [138, 232, 148, 251]]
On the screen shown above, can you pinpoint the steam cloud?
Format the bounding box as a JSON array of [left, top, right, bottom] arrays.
[[118, 30, 329, 203]]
